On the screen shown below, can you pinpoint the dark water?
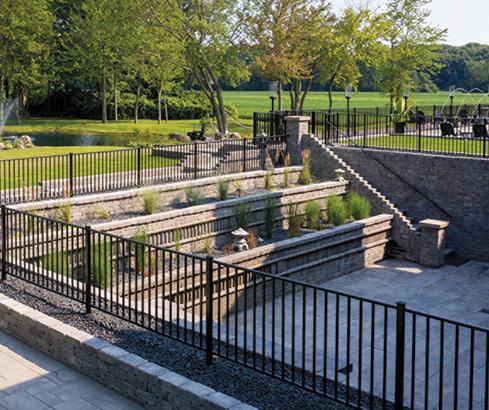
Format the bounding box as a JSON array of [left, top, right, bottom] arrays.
[[3, 132, 162, 147]]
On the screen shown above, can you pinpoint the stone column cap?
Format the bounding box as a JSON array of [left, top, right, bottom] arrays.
[[420, 219, 449, 229], [284, 115, 311, 122]]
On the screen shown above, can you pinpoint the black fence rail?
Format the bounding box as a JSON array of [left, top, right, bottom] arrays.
[[0, 138, 286, 205], [254, 108, 489, 158], [1, 205, 488, 409]]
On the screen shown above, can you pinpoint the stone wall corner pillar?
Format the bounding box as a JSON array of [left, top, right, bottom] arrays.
[[419, 219, 450, 268], [285, 116, 310, 165]]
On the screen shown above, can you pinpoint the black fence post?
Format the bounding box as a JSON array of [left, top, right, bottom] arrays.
[[484, 136, 487, 158], [137, 147, 142, 186], [394, 301, 406, 410], [194, 143, 198, 180], [69, 153, 74, 197], [418, 117, 422, 152], [85, 225, 92, 314], [253, 112, 258, 139], [205, 255, 214, 366], [363, 113, 367, 147], [311, 111, 316, 136], [1, 205, 6, 281], [242, 138, 247, 172]]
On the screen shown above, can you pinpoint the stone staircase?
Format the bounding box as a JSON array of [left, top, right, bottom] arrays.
[[303, 135, 419, 259]]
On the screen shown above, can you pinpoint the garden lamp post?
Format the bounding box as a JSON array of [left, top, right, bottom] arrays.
[[403, 87, 410, 113], [269, 81, 278, 112], [345, 84, 353, 136], [449, 85, 456, 119]]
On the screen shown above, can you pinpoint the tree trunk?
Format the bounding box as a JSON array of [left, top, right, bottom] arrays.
[[101, 70, 107, 123], [289, 87, 294, 111], [277, 79, 283, 111], [164, 96, 168, 123], [0, 73, 4, 125], [14, 88, 20, 125], [157, 83, 163, 124], [328, 82, 334, 112], [134, 84, 141, 124], [215, 85, 227, 134], [299, 78, 313, 111], [113, 75, 118, 122]]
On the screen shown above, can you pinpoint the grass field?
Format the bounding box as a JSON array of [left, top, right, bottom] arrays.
[[1, 118, 254, 138], [0, 146, 178, 188], [224, 91, 489, 119]]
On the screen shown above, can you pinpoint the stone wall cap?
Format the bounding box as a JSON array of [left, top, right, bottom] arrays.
[[420, 219, 449, 229], [284, 115, 310, 122]]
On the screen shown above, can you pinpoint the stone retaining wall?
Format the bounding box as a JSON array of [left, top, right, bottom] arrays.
[[329, 147, 488, 261], [0, 293, 255, 410], [13, 167, 302, 225], [94, 180, 348, 253]]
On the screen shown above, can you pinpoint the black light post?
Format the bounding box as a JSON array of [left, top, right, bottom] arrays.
[[269, 81, 278, 112], [345, 85, 353, 136], [403, 87, 410, 113], [449, 85, 455, 119]]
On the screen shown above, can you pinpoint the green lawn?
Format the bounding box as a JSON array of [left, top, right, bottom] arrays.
[[2, 118, 254, 138], [224, 91, 489, 119], [0, 146, 179, 189], [350, 134, 488, 156]]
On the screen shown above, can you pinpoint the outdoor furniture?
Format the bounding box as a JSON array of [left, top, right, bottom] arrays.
[[473, 124, 488, 139], [187, 130, 206, 141], [440, 122, 456, 137]]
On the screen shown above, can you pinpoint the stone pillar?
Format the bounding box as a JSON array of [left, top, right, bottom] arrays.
[[419, 219, 449, 268], [285, 116, 310, 165]]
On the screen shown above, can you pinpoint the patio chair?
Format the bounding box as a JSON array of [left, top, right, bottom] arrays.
[[440, 121, 470, 139], [473, 124, 488, 139], [440, 122, 456, 137]]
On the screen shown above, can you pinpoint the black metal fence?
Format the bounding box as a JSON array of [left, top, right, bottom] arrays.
[[0, 138, 286, 205], [1, 205, 488, 409], [254, 108, 489, 158]]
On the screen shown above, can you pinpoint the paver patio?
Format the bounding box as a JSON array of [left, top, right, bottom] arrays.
[[0, 330, 141, 410], [220, 258, 489, 409]]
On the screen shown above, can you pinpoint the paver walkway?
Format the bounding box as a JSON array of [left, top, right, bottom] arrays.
[[219, 258, 489, 409], [0, 331, 142, 410]]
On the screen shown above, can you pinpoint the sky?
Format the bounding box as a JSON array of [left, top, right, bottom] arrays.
[[334, 0, 489, 46]]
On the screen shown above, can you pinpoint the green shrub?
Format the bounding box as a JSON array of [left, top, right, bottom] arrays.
[[264, 171, 273, 191], [264, 197, 276, 239], [133, 228, 152, 273], [86, 204, 110, 220], [90, 241, 112, 289], [300, 149, 312, 185], [233, 179, 244, 197], [43, 242, 112, 289], [305, 200, 322, 230], [283, 153, 291, 188], [174, 229, 182, 253], [234, 202, 251, 229], [328, 196, 347, 226], [142, 189, 158, 214], [203, 234, 212, 254], [345, 191, 371, 220], [185, 187, 203, 206], [216, 179, 230, 200], [287, 204, 303, 238], [60, 202, 71, 223]]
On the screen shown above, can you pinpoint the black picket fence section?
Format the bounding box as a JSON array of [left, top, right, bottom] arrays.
[[2, 205, 489, 409], [254, 109, 489, 158], [0, 138, 286, 205]]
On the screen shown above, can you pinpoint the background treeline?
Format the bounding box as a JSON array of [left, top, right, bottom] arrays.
[[1, 0, 485, 132], [233, 43, 489, 93]]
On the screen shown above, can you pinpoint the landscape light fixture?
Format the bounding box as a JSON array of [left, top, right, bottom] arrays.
[[345, 84, 353, 135], [403, 87, 410, 112], [269, 81, 278, 112], [449, 85, 456, 118]]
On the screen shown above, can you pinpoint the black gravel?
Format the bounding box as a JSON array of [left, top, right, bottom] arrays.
[[0, 277, 354, 410]]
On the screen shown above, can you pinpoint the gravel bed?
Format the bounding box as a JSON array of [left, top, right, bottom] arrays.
[[0, 276, 353, 410]]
